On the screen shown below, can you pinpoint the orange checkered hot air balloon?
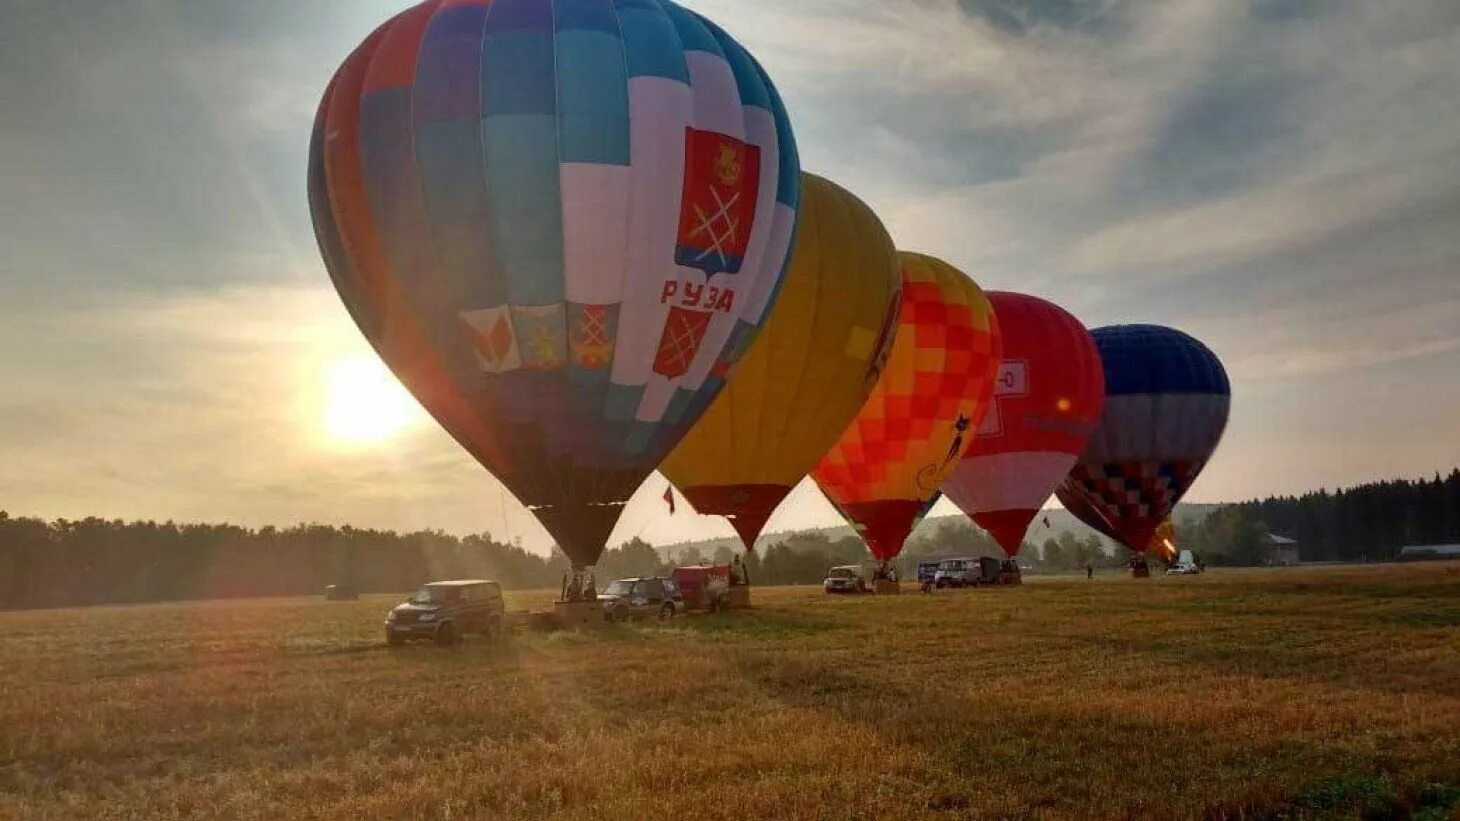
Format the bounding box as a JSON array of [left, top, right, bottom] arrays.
[[812, 253, 1002, 570]]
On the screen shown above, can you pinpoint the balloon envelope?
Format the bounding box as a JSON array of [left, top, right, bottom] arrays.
[[813, 253, 1001, 562], [309, 0, 800, 568], [661, 174, 900, 549], [1055, 325, 1230, 553], [942, 292, 1104, 557]]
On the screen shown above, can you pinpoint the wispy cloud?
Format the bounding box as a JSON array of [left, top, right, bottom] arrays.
[[1, 0, 1457, 546]]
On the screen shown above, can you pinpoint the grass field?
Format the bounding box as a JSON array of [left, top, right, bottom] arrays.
[[2, 564, 1458, 819]]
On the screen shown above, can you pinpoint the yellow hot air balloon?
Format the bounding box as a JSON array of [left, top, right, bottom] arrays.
[[661, 173, 901, 549]]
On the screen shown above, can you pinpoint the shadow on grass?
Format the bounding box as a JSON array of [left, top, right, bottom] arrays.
[[1229, 773, 1460, 821]]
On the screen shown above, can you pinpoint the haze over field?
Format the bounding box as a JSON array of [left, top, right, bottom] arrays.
[[2, 1, 1457, 553]]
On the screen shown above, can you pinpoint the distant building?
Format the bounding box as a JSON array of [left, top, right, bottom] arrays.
[[1397, 544, 1460, 562], [1263, 533, 1300, 566]]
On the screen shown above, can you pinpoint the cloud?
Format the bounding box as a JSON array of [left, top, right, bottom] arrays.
[[2, 0, 1458, 547]]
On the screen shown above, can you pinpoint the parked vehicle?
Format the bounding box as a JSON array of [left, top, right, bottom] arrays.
[[933, 557, 978, 588], [978, 557, 1007, 585], [823, 565, 868, 594], [934, 557, 1005, 587], [1166, 550, 1203, 575], [599, 577, 683, 622], [672, 565, 731, 612], [324, 583, 358, 601], [917, 561, 941, 586], [385, 580, 505, 646]]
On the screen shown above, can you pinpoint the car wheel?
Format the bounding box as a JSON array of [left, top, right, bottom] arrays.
[[386, 630, 404, 647], [434, 622, 457, 647], [659, 603, 675, 620]]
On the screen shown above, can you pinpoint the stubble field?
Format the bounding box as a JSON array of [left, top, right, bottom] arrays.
[[2, 564, 1458, 819]]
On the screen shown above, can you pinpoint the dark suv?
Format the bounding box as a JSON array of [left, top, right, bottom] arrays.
[[598, 577, 683, 622], [386, 580, 505, 646]]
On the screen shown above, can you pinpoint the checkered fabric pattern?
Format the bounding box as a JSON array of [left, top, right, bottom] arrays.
[[814, 253, 1001, 559], [1064, 460, 1203, 548]]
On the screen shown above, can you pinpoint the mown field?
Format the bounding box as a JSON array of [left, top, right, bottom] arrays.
[[2, 564, 1458, 820]]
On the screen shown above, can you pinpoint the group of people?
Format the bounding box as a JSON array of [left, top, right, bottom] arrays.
[[560, 571, 598, 603]]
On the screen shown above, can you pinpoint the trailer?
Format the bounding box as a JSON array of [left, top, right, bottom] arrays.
[[672, 564, 734, 612]]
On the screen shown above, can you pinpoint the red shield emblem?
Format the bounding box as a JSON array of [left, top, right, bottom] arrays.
[[675, 128, 761, 275], [653, 307, 713, 379]]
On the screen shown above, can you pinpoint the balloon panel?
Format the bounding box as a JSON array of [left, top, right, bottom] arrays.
[[941, 292, 1104, 556], [661, 173, 901, 549], [309, 0, 800, 567], [1056, 325, 1230, 553], [814, 253, 1001, 561]]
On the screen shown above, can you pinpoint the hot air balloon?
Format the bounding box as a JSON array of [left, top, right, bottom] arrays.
[[941, 293, 1104, 559], [661, 174, 901, 550], [813, 253, 1002, 578], [308, 0, 800, 591], [1055, 325, 1230, 574]]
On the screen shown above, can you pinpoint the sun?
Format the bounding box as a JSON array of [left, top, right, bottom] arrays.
[[320, 356, 424, 446]]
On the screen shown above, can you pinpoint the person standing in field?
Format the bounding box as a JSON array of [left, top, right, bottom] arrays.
[[1086, 562, 1094, 580]]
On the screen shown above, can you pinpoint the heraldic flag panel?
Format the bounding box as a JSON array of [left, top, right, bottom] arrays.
[[308, 0, 801, 568], [941, 292, 1105, 557], [1055, 324, 1231, 554], [660, 173, 902, 550], [813, 253, 1002, 563]]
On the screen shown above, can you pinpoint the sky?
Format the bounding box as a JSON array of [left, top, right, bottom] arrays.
[[1, 0, 1457, 553]]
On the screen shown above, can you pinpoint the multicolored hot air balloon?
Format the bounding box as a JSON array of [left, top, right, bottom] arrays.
[[661, 174, 901, 550], [941, 293, 1104, 557], [813, 253, 1001, 570], [308, 0, 800, 576], [1056, 325, 1231, 559]]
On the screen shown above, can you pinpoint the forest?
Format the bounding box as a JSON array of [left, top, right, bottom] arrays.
[[1181, 469, 1460, 565], [2, 470, 1455, 609]]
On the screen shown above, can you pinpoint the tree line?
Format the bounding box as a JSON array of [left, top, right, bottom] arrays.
[[1178, 469, 1460, 565], [0, 508, 1115, 609], [3, 470, 1454, 609], [0, 515, 689, 611]]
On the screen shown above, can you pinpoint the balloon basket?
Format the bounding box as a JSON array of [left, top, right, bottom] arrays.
[[552, 600, 606, 628], [1129, 560, 1151, 579], [726, 585, 751, 610], [874, 580, 902, 595]]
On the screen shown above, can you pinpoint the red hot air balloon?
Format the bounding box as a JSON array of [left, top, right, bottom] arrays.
[[941, 293, 1104, 557]]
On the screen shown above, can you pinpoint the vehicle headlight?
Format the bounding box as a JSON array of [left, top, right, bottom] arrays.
[[418, 612, 436, 622]]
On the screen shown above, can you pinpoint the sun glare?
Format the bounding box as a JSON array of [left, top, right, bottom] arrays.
[[321, 356, 424, 446]]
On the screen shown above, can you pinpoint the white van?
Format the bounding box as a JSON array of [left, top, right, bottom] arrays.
[[933, 557, 978, 588]]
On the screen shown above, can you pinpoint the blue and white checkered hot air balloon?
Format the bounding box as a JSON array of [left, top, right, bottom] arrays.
[[308, 0, 800, 570], [1056, 325, 1231, 554]]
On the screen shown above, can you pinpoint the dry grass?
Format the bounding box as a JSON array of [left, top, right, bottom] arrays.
[[2, 564, 1458, 819]]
